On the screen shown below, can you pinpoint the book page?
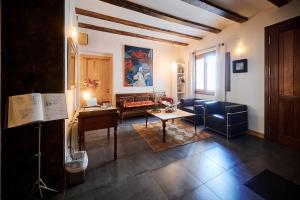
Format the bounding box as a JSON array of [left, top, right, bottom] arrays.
[[7, 93, 44, 128], [42, 93, 68, 121]]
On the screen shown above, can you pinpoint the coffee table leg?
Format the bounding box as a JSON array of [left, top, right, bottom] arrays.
[[162, 120, 166, 143], [146, 112, 148, 127], [107, 128, 110, 139]]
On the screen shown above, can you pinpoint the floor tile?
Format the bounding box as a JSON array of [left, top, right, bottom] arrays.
[[205, 171, 264, 200], [151, 161, 202, 199], [201, 145, 244, 169], [179, 185, 221, 200], [92, 172, 168, 200], [181, 153, 226, 183]]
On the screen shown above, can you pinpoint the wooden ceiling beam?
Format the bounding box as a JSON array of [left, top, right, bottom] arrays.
[[181, 0, 248, 23], [78, 22, 189, 46], [267, 0, 289, 7], [76, 8, 202, 40], [98, 0, 221, 33]]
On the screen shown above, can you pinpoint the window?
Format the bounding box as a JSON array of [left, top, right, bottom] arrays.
[[195, 51, 216, 95]]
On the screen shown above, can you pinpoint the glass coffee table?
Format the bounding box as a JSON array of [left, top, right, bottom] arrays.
[[145, 109, 197, 143]]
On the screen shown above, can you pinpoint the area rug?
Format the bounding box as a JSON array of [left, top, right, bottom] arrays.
[[132, 119, 212, 152], [244, 169, 300, 200]]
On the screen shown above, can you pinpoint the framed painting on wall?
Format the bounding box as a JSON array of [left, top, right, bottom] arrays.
[[233, 59, 248, 73], [124, 45, 153, 87]]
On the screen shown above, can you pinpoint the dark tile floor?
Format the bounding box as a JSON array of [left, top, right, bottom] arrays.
[[58, 117, 300, 200]]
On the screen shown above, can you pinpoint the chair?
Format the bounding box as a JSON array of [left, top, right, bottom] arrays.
[[204, 101, 248, 138], [179, 98, 211, 125]]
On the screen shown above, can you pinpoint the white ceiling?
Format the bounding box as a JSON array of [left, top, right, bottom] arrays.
[[76, 0, 276, 45]]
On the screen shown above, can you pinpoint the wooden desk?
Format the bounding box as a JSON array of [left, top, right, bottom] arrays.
[[78, 107, 118, 160]]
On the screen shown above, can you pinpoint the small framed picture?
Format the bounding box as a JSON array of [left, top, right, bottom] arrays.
[[233, 59, 248, 73]]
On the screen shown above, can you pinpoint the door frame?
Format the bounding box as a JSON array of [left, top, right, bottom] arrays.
[[265, 16, 300, 143], [79, 53, 114, 105]]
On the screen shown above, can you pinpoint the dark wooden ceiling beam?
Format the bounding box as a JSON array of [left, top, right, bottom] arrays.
[[76, 8, 202, 40], [181, 0, 248, 23], [78, 22, 189, 46], [98, 0, 221, 33], [267, 0, 289, 7]]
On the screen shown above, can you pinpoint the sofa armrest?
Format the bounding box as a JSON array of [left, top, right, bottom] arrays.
[[161, 96, 174, 104], [226, 105, 248, 126], [194, 99, 209, 106], [194, 105, 205, 115], [225, 105, 247, 113], [180, 98, 194, 107]]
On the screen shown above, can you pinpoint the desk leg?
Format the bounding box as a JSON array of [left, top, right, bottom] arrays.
[[107, 128, 110, 139], [146, 112, 148, 127], [162, 120, 167, 143], [114, 126, 117, 160]]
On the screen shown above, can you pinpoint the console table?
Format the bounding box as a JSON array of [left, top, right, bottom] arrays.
[[77, 107, 118, 160]]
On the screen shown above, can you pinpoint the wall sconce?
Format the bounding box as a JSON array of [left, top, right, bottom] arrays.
[[71, 26, 78, 41], [235, 43, 245, 57], [171, 62, 177, 70], [236, 46, 243, 56]]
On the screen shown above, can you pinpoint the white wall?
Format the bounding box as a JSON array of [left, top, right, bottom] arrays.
[[187, 0, 300, 134], [79, 29, 179, 103], [65, 0, 79, 158]]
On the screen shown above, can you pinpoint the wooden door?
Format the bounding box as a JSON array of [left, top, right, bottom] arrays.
[[265, 16, 300, 149], [80, 55, 113, 104]]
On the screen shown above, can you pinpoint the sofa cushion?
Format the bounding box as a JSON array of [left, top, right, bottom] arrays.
[[124, 100, 154, 108], [135, 96, 150, 102]]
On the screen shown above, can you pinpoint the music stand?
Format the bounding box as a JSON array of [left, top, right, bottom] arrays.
[[7, 93, 68, 199]]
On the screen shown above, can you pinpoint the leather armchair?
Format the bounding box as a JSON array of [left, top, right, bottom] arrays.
[[179, 98, 211, 125], [204, 101, 248, 138]]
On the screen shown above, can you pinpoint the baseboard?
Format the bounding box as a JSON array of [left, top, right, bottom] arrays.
[[246, 129, 265, 139]]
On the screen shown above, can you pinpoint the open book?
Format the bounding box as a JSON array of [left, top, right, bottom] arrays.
[[7, 93, 68, 128]]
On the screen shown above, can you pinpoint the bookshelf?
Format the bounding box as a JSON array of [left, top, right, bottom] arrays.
[[172, 63, 186, 104]]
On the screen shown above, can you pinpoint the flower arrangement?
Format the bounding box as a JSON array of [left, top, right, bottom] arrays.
[[81, 79, 100, 89], [152, 89, 165, 112]]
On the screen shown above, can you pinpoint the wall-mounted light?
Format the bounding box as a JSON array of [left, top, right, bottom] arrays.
[[235, 42, 246, 58], [236, 46, 243, 56], [171, 62, 177, 70], [71, 26, 78, 41]]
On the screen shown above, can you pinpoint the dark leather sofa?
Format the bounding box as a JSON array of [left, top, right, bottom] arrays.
[[179, 98, 211, 125], [204, 101, 248, 138]]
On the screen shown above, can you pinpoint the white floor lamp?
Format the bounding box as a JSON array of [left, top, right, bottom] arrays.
[[7, 93, 68, 199]]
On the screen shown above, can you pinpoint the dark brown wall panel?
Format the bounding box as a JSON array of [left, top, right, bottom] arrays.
[[1, 0, 65, 198]]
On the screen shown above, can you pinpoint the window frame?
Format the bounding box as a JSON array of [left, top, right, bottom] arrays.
[[195, 51, 216, 95]]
